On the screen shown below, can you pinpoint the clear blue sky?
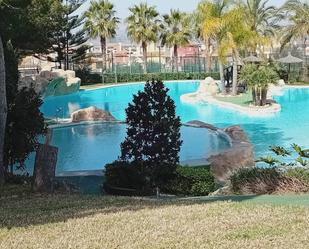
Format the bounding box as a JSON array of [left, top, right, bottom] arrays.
[[81, 0, 285, 42], [82, 0, 284, 17]]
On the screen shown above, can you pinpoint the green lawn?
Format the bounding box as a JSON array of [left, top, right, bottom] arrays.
[[1, 193, 309, 249], [214, 91, 253, 106]]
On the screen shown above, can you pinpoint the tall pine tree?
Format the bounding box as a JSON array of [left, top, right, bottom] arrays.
[[52, 0, 89, 70], [120, 79, 182, 189]]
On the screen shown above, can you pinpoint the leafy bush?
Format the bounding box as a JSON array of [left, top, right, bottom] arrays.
[[257, 144, 309, 168], [163, 166, 216, 196], [240, 64, 279, 106], [4, 42, 47, 172], [78, 72, 220, 85], [4, 172, 32, 185], [284, 168, 309, 184], [230, 167, 309, 195], [103, 161, 152, 195], [230, 167, 282, 194], [230, 144, 309, 195], [104, 163, 216, 196]]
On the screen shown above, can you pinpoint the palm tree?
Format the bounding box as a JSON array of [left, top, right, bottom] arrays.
[[126, 3, 160, 74], [161, 9, 191, 72], [201, 1, 252, 95], [244, 0, 279, 36], [198, 0, 231, 94], [84, 0, 120, 83], [280, 0, 309, 82], [242, 0, 280, 54]]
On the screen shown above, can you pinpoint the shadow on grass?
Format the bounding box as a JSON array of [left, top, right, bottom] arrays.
[[0, 192, 260, 229]]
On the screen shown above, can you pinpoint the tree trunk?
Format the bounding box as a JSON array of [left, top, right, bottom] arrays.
[[100, 36, 107, 84], [219, 62, 226, 95], [65, 34, 69, 70], [253, 86, 260, 106], [257, 87, 262, 106], [232, 56, 238, 96], [142, 42, 147, 74], [261, 88, 267, 106], [302, 38, 308, 82], [0, 35, 7, 186], [33, 129, 58, 193], [205, 39, 211, 72], [33, 144, 58, 193], [251, 87, 256, 105], [173, 44, 178, 72]]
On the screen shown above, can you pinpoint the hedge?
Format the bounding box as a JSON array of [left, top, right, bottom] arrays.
[[77, 71, 220, 86], [104, 162, 216, 196], [163, 165, 216, 196]]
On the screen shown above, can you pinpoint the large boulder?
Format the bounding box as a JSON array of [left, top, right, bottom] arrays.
[[208, 125, 255, 183], [71, 106, 117, 123], [198, 77, 220, 96]]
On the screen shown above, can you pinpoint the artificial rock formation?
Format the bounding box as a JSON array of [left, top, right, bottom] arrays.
[[208, 125, 255, 183], [197, 77, 220, 96], [19, 69, 81, 96], [71, 106, 117, 123], [185, 121, 255, 183]]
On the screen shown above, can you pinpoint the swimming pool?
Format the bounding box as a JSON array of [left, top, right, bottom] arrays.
[[32, 82, 309, 173]]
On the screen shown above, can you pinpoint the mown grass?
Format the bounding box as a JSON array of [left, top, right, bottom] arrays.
[[1, 194, 309, 249], [215, 91, 253, 106]]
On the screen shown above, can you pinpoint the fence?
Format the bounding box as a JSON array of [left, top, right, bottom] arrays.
[[81, 53, 220, 74], [19, 47, 309, 84]]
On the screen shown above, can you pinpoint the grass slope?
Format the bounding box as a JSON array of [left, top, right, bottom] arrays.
[[1, 194, 309, 249]]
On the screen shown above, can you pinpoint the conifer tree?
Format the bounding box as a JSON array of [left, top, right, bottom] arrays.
[[120, 79, 182, 189]]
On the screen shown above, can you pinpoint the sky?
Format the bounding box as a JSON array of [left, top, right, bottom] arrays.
[[80, 0, 286, 43]]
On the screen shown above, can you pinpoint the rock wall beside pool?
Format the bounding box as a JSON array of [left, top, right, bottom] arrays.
[[208, 125, 255, 183], [19, 69, 81, 97], [185, 121, 255, 183]]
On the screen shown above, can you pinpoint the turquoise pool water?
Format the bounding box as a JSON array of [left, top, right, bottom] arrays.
[[25, 123, 230, 173], [32, 82, 309, 173]]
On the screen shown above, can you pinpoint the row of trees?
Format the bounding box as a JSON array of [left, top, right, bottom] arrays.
[[83, 1, 191, 80], [83, 0, 308, 92]]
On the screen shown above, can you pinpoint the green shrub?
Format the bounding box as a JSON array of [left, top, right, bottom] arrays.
[[230, 167, 309, 194], [284, 168, 309, 184], [104, 163, 216, 196], [163, 166, 216, 196], [104, 161, 151, 195], [230, 167, 282, 194], [4, 172, 32, 185]]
